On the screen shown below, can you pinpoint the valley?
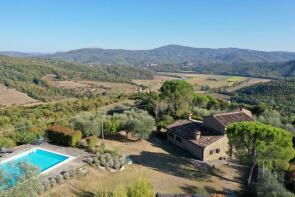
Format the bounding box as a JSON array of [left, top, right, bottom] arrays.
[[0, 69, 269, 107]]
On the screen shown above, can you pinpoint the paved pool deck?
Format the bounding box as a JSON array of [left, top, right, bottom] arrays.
[[0, 143, 90, 179]]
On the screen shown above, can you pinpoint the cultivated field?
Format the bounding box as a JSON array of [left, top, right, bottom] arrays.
[[0, 84, 39, 107], [43, 133, 245, 197], [134, 72, 269, 94], [48, 80, 91, 89], [46, 79, 138, 95], [80, 81, 138, 94]]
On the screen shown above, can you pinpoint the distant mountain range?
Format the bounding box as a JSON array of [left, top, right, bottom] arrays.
[[1, 45, 295, 79], [1, 45, 295, 66], [0, 51, 48, 58]]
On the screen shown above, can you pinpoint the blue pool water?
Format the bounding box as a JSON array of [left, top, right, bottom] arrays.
[[0, 149, 69, 186]]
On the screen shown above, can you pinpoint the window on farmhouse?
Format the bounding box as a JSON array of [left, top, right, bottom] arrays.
[[176, 136, 182, 143], [216, 149, 220, 153], [209, 150, 214, 155]]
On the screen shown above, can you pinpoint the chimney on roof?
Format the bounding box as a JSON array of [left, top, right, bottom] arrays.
[[193, 130, 201, 141]]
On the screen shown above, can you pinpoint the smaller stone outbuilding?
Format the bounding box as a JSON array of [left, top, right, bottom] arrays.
[[166, 108, 253, 161]]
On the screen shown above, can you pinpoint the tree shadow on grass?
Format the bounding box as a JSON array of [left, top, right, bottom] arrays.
[[130, 151, 215, 181], [70, 187, 96, 197], [179, 184, 209, 195], [130, 150, 246, 186], [147, 137, 246, 185], [104, 132, 138, 143], [148, 136, 193, 158]]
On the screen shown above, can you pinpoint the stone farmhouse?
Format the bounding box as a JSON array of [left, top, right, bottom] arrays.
[[166, 108, 254, 161]]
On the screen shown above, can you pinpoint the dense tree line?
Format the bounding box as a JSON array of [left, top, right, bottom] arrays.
[[232, 79, 295, 114], [154, 61, 295, 79]]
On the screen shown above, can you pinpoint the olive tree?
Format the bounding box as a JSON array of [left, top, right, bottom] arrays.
[[115, 109, 155, 140], [0, 161, 40, 197]]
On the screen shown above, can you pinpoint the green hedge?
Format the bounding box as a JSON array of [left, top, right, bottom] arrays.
[[47, 125, 82, 146]]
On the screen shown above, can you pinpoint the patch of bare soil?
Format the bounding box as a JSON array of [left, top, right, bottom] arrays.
[[0, 84, 38, 107]]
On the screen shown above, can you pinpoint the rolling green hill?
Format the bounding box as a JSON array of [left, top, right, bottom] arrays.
[[185, 61, 295, 79], [232, 78, 295, 114], [0, 56, 153, 101]]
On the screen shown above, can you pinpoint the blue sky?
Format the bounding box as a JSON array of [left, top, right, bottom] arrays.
[[0, 0, 294, 52]]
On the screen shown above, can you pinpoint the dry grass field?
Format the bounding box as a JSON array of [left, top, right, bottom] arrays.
[[133, 72, 269, 94], [46, 79, 138, 95], [80, 81, 138, 94], [0, 84, 39, 107], [43, 133, 245, 197], [48, 80, 92, 89], [132, 75, 178, 91]]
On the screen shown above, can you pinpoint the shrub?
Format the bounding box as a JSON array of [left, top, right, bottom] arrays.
[[42, 180, 51, 191], [69, 169, 76, 177], [12, 131, 39, 145], [108, 148, 120, 157], [119, 156, 126, 166], [55, 174, 64, 184], [49, 178, 57, 187], [47, 125, 82, 146], [256, 168, 294, 197], [99, 154, 106, 162], [95, 152, 101, 158], [108, 158, 114, 168], [113, 159, 121, 170], [104, 162, 110, 170], [98, 143, 105, 154], [127, 177, 154, 197], [94, 160, 100, 167], [86, 157, 94, 165], [77, 139, 88, 148], [86, 136, 99, 149], [93, 157, 99, 162], [100, 160, 107, 167], [104, 153, 112, 161], [63, 172, 70, 180], [0, 137, 16, 148], [37, 184, 45, 194]]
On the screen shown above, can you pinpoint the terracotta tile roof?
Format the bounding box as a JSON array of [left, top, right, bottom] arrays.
[[212, 111, 254, 126], [166, 119, 224, 148]]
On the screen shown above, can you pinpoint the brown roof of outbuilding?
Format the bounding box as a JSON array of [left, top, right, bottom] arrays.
[[166, 119, 224, 148], [212, 111, 254, 126]]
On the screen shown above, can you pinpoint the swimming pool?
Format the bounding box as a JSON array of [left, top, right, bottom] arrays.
[[0, 148, 72, 176]]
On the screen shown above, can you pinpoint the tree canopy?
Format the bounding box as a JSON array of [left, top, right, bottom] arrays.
[[227, 121, 295, 185], [160, 80, 194, 118], [116, 109, 155, 140]]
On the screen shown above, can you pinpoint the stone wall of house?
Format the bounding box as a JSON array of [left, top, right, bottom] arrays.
[[203, 136, 229, 161], [167, 130, 203, 160], [203, 116, 225, 134]]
